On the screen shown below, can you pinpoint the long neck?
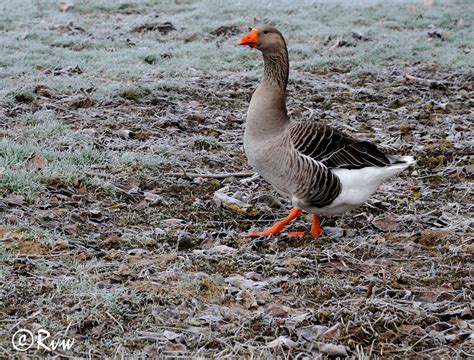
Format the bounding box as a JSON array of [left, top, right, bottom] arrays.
[[245, 45, 290, 140], [262, 46, 289, 91]]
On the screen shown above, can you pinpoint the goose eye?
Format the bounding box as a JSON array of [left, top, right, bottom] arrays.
[[263, 31, 268, 34]]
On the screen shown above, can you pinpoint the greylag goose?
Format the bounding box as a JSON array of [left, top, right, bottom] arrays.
[[237, 26, 415, 237]]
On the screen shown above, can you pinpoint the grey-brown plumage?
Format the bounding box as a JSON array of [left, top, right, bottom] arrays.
[[238, 26, 415, 236]]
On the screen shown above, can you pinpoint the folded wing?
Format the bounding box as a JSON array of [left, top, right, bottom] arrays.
[[289, 122, 392, 169]]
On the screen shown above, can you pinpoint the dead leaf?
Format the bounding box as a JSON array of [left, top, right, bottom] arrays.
[[58, 1, 73, 12], [162, 343, 187, 353], [35, 65, 49, 73], [225, 275, 268, 290], [266, 336, 297, 349], [373, 215, 399, 231], [0, 226, 11, 240], [115, 128, 132, 139], [144, 192, 165, 205], [53, 240, 70, 251], [162, 218, 184, 227], [236, 290, 257, 310], [266, 305, 289, 318], [33, 84, 55, 98], [399, 324, 426, 335], [29, 153, 48, 169], [5, 195, 25, 206], [288, 310, 312, 325], [199, 314, 224, 324], [214, 189, 257, 218], [63, 224, 78, 235], [297, 325, 328, 341], [162, 330, 180, 341], [322, 323, 343, 340], [207, 245, 237, 255], [14, 240, 46, 255], [319, 343, 348, 357]]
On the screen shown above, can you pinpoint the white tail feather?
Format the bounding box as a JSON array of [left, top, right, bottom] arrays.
[[321, 158, 415, 215]]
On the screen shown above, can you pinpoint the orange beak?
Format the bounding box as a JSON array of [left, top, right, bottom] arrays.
[[237, 28, 258, 47]]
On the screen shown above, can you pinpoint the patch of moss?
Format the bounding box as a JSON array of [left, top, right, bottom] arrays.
[[14, 92, 35, 104], [193, 137, 221, 150], [195, 278, 224, 301], [118, 87, 151, 101], [144, 55, 158, 65]]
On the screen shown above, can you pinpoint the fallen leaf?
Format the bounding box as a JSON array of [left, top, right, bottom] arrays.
[[297, 325, 328, 341], [372, 215, 399, 231], [63, 224, 78, 235], [236, 290, 257, 310], [58, 1, 73, 12], [162, 330, 180, 341], [199, 314, 224, 324], [399, 324, 426, 335], [465, 164, 474, 174], [319, 343, 348, 357], [115, 128, 132, 139], [14, 239, 46, 255], [214, 190, 257, 218], [322, 323, 343, 340], [225, 275, 268, 290], [5, 195, 25, 206], [144, 192, 165, 205], [266, 305, 289, 318], [207, 245, 237, 255], [288, 310, 312, 325], [162, 343, 187, 353], [0, 226, 11, 240], [266, 336, 297, 349], [162, 218, 184, 227], [53, 240, 70, 251], [29, 153, 48, 169]]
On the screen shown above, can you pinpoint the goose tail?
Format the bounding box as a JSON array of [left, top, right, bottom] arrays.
[[387, 155, 416, 169]]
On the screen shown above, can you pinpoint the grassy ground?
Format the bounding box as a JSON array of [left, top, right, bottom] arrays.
[[1, 0, 473, 358]]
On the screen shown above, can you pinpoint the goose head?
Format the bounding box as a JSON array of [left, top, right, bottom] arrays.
[[237, 25, 287, 56]]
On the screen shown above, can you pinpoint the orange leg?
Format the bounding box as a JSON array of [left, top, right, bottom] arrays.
[[288, 214, 322, 237], [310, 214, 322, 237], [242, 208, 302, 238]]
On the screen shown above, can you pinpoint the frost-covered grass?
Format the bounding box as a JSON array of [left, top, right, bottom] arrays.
[[1, 0, 472, 101], [1, 0, 471, 198], [0, 110, 105, 199], [1, 0, 472, 207]]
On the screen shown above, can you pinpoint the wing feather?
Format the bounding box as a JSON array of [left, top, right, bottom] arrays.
[[290, 122, 391, 169]]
